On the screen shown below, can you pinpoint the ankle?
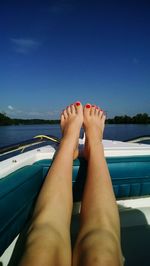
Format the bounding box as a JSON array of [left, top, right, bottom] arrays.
[[59, 136, 77, 153], [86, 137, 103, 149], [87, 142, 104, 158], [85, 128, 103, 141]]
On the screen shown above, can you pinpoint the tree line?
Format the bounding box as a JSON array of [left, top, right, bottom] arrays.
[[0, 113, 60, 126], [0, 112, 150, 126], [107, 113, 150, 124]]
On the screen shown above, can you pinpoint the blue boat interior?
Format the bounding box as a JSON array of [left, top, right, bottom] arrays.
[[0, 155, 150, 255]]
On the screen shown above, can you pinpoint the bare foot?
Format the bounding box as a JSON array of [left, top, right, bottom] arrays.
[[60, 101, 83, 159], [83, 103, 106, 159]]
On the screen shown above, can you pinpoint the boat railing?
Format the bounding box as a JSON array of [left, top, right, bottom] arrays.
[[125, 135, 150, 143], [0, 135, 60, 156]]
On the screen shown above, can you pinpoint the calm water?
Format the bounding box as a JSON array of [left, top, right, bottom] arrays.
[[0, 124, 150, 147]]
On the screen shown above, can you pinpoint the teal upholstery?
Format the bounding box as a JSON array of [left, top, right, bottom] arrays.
[[0, 165, 44, 255], [35, 156, 150, 200]]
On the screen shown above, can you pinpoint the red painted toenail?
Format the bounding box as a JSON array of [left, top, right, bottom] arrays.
[[86, 104, 91, 108], [76, 102, 80, 106], [92, 105, 96, 107]]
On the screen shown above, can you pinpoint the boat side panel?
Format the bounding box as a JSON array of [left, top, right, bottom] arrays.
[[0, 165, 44, 256]]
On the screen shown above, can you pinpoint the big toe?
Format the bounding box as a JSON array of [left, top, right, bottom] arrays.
[[84, 103, 91, 116], [75, 101, 83, 114]]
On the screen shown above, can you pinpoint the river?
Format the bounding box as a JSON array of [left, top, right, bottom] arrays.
[[0, 124, 150, 147]]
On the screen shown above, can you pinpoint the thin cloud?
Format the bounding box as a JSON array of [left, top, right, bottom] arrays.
[[47, 110, 60, 116], [11, 38, 40, 54], [8, 105, 14, 111], [6, 108, 59, 119], [6, 107, 23, 117]]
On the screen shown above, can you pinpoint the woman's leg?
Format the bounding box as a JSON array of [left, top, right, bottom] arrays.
[[19, 102, 83, 266], [73, 104, 123, 266]]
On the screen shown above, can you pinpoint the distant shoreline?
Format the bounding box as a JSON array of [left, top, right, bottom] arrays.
[[0, 122, 60, 126], [0, 112, 150, 126], [0, 113, 60, 126]]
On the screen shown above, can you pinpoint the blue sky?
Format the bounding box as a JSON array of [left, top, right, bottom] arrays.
[[0, 0, 150, 119]]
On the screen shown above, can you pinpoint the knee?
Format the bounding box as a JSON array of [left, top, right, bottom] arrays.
[[26, 222, 66, 248], [74, 229, 123, 266], [76, 228, 117, 250], [75, 247, 123, 266]]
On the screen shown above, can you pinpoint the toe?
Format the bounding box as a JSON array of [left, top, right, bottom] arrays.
[[91, 105, 96, 115], [84, 103, 91, 116], [63, 109, 68, 119], [98, 108, 103, 118], [102, 112, 106, 122], [95, 106, 99, 115], [97, 107, 101, 116], [70, 103, 76, 114], [66, 105, 72, 116], [60, 113, 65, 127], [75, 101, 82, 114]]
